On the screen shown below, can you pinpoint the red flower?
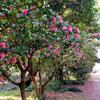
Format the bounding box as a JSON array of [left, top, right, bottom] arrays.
[[15, 54, 18, 59], [22, 9, 28, 15], [53, 49, 61, 55], [74, 34, 80, 39], [67, 26, 73, 32], [62, 26, 67, 31], [6, 60, 10, 65], [0, 42, 6, 48], [0, 53, 6, 60], [48, 25, 58, 32], [52, 17, 56, 23], [11, 57, 17, 64]]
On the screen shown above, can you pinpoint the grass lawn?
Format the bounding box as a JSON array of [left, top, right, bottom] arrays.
[[0, 89, 85, 100], [0, 89, 36, 100], [0, 89, 20, 97]]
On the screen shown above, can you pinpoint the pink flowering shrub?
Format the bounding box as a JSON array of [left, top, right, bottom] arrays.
[[0, 1, 99, 99], [47, 16, 100, 64], [48, 16, 83, 62], [0, 9, 99, 79]]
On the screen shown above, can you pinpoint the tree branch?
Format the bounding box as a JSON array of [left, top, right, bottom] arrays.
[[0, 69, 20, 86], [42, 69, 56, 88]]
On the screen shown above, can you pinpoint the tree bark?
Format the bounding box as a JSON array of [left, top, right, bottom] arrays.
[[39, 69, 46, 100], [20, 85, 26, 100], [20, 71, 26, 100], [55, 68, 63, 85]]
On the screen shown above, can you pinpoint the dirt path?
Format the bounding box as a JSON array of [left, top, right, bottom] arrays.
[[46, 72, 100, 100], [82, 73, 100, 100]]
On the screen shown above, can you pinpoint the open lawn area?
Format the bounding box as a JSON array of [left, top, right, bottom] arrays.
[[0, 89, 85, 100], [0, 89, 35, 100]]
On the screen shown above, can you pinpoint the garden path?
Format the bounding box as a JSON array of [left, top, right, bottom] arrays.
[[79, 46, 100, 100], [81, 72, 100, 100]]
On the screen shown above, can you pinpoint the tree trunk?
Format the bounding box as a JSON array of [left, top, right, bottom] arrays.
[[20, 71, 26, 100], [55, 68, 63, 85], [40, 86, 46, 100], [20, 85, 26, 100], [31, 70, 55, 100]]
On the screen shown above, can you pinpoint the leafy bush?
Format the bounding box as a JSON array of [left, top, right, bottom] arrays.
[[46, 80, 62, 91], [63, 45, 96, 84], [47, 80, 82, 93]]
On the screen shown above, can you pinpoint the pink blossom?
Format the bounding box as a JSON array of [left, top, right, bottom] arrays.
[[0, 53, 6, 60], [53, 49, 61, 55], [74, 34, 80, 39], [62, 26, 67, 31], [92, 33, 100, 37], [30, 5, 36, 11], [52, 27, 58, 32], [67, 26, 73, 32], [75, 48, 80, 52], [22, 9, 28, 15], [15, 54, 18, 58], [11, 55, 18, 64], [30, 7, 33, 11], [58, 16, 63, 23], [0, 42, 6, 48], [48, 45, 53, 49], [52, 17, 56, 23], [11, 57, 17, 64], [6, 60, 10, 65], [48, 25, 58, 32], [32, 48, 35, 52], [78, 52, 82, 60], [27, 54, 31, 58]]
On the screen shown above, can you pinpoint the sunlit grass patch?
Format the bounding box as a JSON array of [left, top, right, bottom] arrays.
[[0, 89, 36, 100], [0, 89, 20, 97]]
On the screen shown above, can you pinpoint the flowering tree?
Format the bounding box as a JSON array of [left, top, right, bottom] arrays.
[[0, 1, 60, 99], [0, 0, 100, 100]]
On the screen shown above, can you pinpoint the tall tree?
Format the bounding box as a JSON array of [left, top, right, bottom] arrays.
[[0, 0, 100, 100]]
